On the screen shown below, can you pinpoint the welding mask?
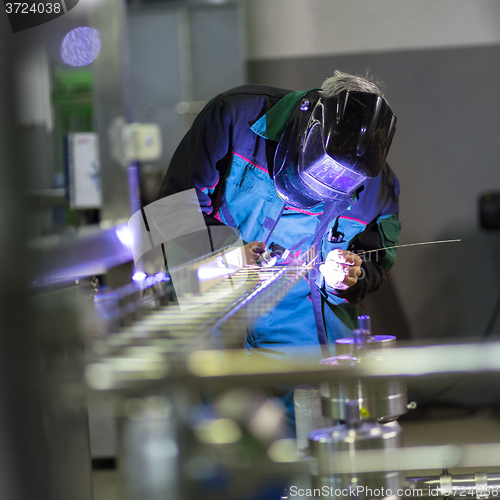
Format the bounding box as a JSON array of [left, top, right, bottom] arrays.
[[273, 90, 397, 208]]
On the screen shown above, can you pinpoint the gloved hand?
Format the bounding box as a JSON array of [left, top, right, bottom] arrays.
[[319, 249, 362, 290], [243, 241, 266, 266]]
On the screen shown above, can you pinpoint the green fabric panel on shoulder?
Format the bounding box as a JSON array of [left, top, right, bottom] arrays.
[[377, 214, 401, 271], [250, 89, 319, 141]]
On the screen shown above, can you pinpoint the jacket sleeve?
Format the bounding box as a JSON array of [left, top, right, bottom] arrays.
[[319, 170, 401, 305], [155, 96, 241, 261], [155, 94, 233, 216]]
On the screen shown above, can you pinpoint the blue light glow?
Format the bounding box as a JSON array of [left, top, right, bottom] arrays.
[[197, 266, 234, 281], [115, 225, 134, 249], [61, 27, 101, 67], [132, 271, 147, 282]]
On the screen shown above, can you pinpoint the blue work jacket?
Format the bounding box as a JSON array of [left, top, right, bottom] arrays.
[[157, 85, 401, 355]]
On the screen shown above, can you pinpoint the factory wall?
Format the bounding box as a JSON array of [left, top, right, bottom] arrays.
[[244, 0, 500, 341], [244, 0, 500, 59], [127, 1, 246, 199]]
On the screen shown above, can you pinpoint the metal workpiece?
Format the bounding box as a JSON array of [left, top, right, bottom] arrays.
[[405, 472, 500, 498], [30, 223, 133, 288], [353, 328, 371, 345], [286, 317, 403, 426], [85, 271, 500, 394], [115, 386, 303, 500], [301, 442, 500, 474], [335, 314, 397, 356], [320, 352, 408, 422], [335, 335, 397, 355], [308, 421, 404, 499], [85, 339, 500, 394], [358, 314, 372, 332], [93, 274, 173, 334], [83, 264, 500, 500]]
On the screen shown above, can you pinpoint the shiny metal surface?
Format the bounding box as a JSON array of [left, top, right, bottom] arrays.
[[84, 340, 500, 393], [335, 335, 397, 355], [406, 473, 500, 498], [301, 442, 500, 474], [320, 352, 408, 422], [309, 421, 403, 499], [30, 223, 133, 288]]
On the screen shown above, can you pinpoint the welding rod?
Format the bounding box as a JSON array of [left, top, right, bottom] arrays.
[[314, 238, 461, 264], [356, 238, 461, 256]]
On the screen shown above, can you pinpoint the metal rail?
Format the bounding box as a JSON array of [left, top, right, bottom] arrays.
[[406, 473, 500, 498]]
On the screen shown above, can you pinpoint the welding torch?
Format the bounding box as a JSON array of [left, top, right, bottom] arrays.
[[257, 243, 293, 268]]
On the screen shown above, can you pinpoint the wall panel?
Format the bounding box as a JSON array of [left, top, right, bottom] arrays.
[[248, 44, 500, 340]]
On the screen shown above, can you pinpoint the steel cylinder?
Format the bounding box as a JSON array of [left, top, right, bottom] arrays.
[[405, 473, 500, 498], [335, 335, 397, 356], [320, 335, 407, 422], [309, 421, 404, 499]]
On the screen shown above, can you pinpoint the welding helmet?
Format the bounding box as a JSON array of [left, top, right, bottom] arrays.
[[273, 90, 397, 208]]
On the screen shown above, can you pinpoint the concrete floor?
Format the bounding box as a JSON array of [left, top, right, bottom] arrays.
[[92, 406, 500, 499]]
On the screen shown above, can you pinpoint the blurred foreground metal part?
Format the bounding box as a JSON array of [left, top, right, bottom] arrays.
[[87, 339, 500, 392], [0, 21, 50, 500], [303, 442, 500, 474], [406, 472, 500, 498], [84, 254, 500, 500], [305, 331, 408, 499], [86, 255, 319, 390]]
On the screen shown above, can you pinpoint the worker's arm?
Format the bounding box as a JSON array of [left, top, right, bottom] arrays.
[[319, 167, 401, 305], [156, 95, 266, 266], [155, 94, 232, 214]]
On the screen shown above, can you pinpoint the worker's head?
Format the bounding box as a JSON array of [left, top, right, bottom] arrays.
[[274, 71, 397, 208]]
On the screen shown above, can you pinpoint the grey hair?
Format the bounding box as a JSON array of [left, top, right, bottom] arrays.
[[321, 70, 387, 101]]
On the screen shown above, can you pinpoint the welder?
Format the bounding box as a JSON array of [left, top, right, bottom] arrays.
[[156, 71, 400, 425]]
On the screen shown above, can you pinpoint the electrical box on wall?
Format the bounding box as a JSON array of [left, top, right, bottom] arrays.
[[65, 133, 103, 209]]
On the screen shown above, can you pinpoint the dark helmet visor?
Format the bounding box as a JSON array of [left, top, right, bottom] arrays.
[[300, 122, 367, 196], [273, 90, 396, 209]]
